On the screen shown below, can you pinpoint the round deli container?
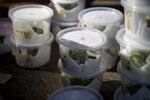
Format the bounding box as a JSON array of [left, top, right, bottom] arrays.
[[51, 18, 78, 35], [56, 27, 107, 78], [9, 4, 54, 45], [78, 7, 123, 69], [11, 33, 54, 68], [121, 0, 150, 43], [114, 62, 150, 100], [57, 59, 102, 87], [51, 0, 85, 22], [116, 28, 150, 84]]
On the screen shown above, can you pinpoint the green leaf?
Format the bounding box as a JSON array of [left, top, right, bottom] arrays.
[[32, 26, 44, 35], [70, 50, 87, 65], [27, 49, 38, 57], [130, 51, 149, 68]]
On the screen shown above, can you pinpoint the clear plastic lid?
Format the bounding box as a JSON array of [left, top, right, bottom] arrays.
[[52, 0, 79, 4], [56, 27, 107, 50], [48, 86, 103, 100], [116, 28, 150, 51], [121, 0, 150, 13], [78, 7, 123, 26], [9, 4, 54, 21]]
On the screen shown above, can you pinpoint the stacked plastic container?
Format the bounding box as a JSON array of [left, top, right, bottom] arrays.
[[115, 0, 150, 99], [50, 0, 85, 35], [78, 7, 123, 69], [56, 27, 107, 87], [8, 4, 54, 68]]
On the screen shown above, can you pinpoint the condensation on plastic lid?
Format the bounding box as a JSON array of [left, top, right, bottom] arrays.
[[48, 86, 103, 100], [116, 28, 150, 51], [9, 4, 54, 21], [52, 0, 79, 4], [56, 27, 107, 50], [78, 7, 123, 25], [121, 0, 150, 13], [117, 61, 150, 86]]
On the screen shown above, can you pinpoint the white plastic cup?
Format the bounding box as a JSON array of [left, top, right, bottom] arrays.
[[11, 34, 54, 68], [50, 0, 85, 22], [56, 27, 107, 78], [122, 1, 150, 43], [51, 19, 77, 35], [116, 28, 150, 85], [9, 4, 54, 45]]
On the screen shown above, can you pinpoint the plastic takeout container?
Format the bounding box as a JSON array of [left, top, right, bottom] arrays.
[[117, 28, 150, 77], [57, 59, 102, 86], [48, 79, 104, 100], [117, 61, 150, 86], [56, 27, 107, 78], [114, 86, 150, 100], [51, 19, 77, 35], [122, 1, 150, 43], [114, 62, 150, 100], [78, 7, 122, 69], [121, 0, 150, 13], [9, 4, 54, 45], [50, 0, 85, 22], [11, 34, 54, 68]]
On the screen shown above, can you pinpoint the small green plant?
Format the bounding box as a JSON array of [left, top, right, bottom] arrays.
[[32, 26, 44, 35], [130, 51, 149, 68], [70, 50, 87, 65]]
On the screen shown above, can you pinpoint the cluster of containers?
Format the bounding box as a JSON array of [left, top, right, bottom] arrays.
[[115, 0, 150, 100], [8, 4, 54, 68], [48, 0, 124, 99], [6, 0, 150, 99]]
